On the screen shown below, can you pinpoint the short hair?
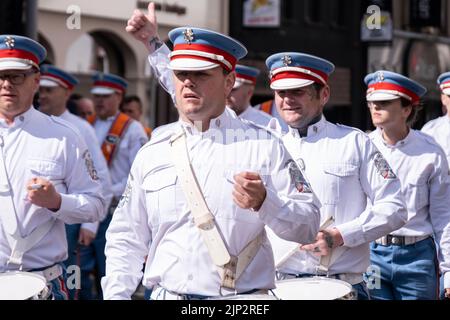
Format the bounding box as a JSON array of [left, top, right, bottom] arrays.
[[310, 83, 325, 99], [401, 97, 423, 127], [121, 95, 143, 113]]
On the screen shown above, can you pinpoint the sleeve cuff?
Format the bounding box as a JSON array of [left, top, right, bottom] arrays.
[[81, 222, 99, 235], [53, 193, 79, 220], [335, 219, 365, 247], [256, 187, 283, 223], [444, 272, 450, 289]]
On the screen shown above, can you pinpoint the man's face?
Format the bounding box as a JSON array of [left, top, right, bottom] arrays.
[[121, 100, 142, 121], [173, 67, 235, 123], [368, 98, 411, 129], [77, 98, 95, 119], [0, 69, 40, 119], [441, 94, 450, 116], [38, 85, 70, 116], [92, 92, 122, 120], [274, 84, 329, 129], [227, 83, 253, 115]]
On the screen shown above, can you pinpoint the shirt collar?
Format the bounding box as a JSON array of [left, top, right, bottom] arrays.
[[0, 106, 35, 129], [288, 114, 326, 139], [178, 108, 230, 136], [238, 105, 252, 119], [377, 127, 414, 148]]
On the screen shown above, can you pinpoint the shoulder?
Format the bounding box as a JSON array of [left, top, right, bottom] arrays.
[[49, 115, 85, 140], [414, 130, 444, 151], [329, 122, 371, 142], [142, 122, 178, 148], [422, 117, 443, 132]]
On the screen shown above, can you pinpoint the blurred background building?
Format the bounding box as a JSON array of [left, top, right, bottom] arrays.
[[1, 0, 449, 131]]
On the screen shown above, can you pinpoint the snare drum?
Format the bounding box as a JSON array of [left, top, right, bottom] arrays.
[[273, 277, 354, 300], [0, 271, 48, 300]]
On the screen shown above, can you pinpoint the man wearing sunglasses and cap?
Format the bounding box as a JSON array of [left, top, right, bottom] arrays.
[[0, 35, 105, 299]]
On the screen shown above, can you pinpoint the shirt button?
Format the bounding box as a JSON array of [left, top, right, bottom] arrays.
[[313, 126, 318, 133], [187, 274, 193, 281], [19, 116, 24, 121], [215, 119, 221, 127]]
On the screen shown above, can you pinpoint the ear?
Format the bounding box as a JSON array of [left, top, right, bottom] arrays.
[[32, 72, 40, 92], [246, 86, 255, 100], [224, 71, 236, 97], [320, 85, 330, 106]]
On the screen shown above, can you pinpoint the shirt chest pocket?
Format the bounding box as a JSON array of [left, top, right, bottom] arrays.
[[407, 175, 429, 210], [27, 158, 66, 193], [217, 169, 263, 224], [322, 163, 359, 205], [142, 168, 182, 225]]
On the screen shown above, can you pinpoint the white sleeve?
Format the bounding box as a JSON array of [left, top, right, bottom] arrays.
[[85, 124, 113, 220], [147, 44, 176, 104], [257, 138, 320, 244], [53, 134, 106, 224], [111, 121, 148, 198], [80, 222, 99, 235], [428, 152, 450, 289], [337, 136, 408, 247], [102, 153, 151, 300]]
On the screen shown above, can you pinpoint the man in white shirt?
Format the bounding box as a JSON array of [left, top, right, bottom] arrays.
[[37, 64, 112, 299], [0, 35, 105, 299], [263, 53, 408, 300], [102, 14, 321, 299]]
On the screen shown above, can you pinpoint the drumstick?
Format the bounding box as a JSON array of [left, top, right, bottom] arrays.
[[30, 183, 43, 190], [275, 216, 335, 268]]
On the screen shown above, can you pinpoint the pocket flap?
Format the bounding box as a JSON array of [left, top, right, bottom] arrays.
[[323, 163, 358, 177], [142, 168, 177, 191], [27, 158, 63, 177]]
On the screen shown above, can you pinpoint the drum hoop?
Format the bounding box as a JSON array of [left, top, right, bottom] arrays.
[[0, 271, 48, 300]]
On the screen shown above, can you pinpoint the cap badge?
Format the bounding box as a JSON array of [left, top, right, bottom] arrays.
[[5, 36, 15, 49], [183, 28, 194, 44], [376, 71, 385, 82], [281, 55, 292, 66]]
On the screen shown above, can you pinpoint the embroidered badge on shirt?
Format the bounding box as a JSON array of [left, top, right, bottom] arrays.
[[373, 151, 396, 179], [118, 177, 132, 209], [83, 150, 99, 181], [286, 159, 312, 193]]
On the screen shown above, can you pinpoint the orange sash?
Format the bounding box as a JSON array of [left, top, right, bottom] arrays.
[[87, 113, 132, 165], [260, 100, 273, 115]]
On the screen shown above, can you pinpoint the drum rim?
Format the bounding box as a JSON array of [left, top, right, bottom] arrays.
[[0, 271, 47, 300], [275, 276, 352, 289], [0, 270, 47, 282]]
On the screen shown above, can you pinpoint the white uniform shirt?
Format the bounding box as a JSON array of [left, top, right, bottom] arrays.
[[91, 113, 148, 198], [422, 115, 450, 167], [60, 110, 113, 232], [239, 105, 281, 133], [370, 128, 450, 288], [0, 107, 105, 271], [102, 108, 321, 299], [270, 116, 407, 276], [254, 100, 289, 134]]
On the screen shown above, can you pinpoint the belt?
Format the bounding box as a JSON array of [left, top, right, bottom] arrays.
[[150, 286, 268, 300], [375, 235, 430, 246], [29, 264, 63, 282], [278, 272, 363, 286]]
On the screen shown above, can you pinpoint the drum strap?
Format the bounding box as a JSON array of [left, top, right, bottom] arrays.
[[0, 135, 56, 267], [170, 128, 263, 289]]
